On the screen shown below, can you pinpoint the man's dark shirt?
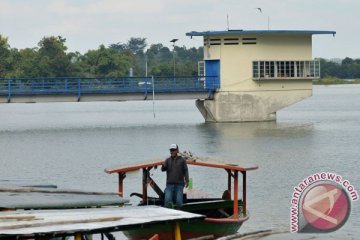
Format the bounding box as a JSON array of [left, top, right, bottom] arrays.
[[161, 155, 189, 185]]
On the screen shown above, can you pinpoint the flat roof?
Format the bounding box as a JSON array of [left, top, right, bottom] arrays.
[[186, 30, 336, 37]]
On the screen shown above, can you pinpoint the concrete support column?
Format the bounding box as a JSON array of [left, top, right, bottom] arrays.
[[196, 89, 312, 122]]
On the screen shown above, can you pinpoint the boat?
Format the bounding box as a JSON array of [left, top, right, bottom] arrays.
[[105, 153, 258, 239]]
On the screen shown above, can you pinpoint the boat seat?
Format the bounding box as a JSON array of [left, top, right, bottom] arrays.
[[130, 192, 164, 206], [178, 199, 242, 212]]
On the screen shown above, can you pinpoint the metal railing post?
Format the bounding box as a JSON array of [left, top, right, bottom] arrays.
[[31, 79, 34, 94], [144, 77, 148, 99], [7, 80, 11, 103], [152, 76, 155, 118], [77, 78, 81, 102]]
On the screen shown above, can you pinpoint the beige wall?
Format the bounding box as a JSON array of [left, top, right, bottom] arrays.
[[204, 34, 313, 92]]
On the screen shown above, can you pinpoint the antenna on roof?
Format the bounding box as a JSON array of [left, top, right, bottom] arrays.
[[226, 14, 230, 30]]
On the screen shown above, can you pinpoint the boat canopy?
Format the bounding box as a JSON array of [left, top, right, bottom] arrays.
[[105, 157, 258, 174], [105, 155, 258, 219]]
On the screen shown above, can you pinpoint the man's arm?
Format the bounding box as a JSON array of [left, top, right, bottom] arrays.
[[183, 160, 189, 187], [161, 158, 168, 171]]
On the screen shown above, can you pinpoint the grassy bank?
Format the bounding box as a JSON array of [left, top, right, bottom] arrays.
[[313, 77, 360, 85]]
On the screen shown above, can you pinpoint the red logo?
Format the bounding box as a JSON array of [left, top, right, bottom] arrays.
[[301, 183, 350, 232]]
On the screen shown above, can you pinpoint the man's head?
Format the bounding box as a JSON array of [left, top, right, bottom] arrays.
[[169, 143, 178, 157]]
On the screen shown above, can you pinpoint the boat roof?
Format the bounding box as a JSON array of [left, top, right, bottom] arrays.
[[105, 156, 258, 174], [0, 206, 204, 237], [186, 29, 336, 37]]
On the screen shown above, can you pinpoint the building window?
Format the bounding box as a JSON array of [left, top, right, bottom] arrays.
[[224, 38, 239, 45], [209, 38, 221, 46], [242, 38, 257, 45], [197, 61, 206, 84], [198, 61, 205, 76], [252, 60, 320, 80]]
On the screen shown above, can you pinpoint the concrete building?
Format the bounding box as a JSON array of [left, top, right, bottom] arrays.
[[186, 30, 336, 122]]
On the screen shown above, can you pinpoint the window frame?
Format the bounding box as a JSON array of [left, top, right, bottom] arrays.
[[252, 60, 320, 80]]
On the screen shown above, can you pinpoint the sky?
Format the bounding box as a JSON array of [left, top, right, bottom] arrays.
[[0, 0, 359, 59]]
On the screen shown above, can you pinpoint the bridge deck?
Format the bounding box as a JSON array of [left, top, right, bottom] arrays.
[[0, 76, 218, 103]]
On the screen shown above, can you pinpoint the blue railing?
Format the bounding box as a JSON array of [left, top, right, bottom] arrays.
[[0, 76, 219, 100]]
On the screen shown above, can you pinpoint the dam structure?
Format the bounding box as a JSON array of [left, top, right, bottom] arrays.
[[0, 29, 336, 123], [186, 29, 336, 122]]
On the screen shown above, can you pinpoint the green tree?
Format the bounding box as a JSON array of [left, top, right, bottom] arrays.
[[320, 58, 341, 78], [145, 44, 202, 76], [2, 35, 204, 78], [110, 37, 147, 55], [0, 35, 11, 77], [67, 51, 84, 77], [10, 48, 41, 77], [127, 37, 147, 55], [145, 44, 172, 76], [37, 36, 72, 77], [110, 38, 148, 76], [81, 45, 135, 77]]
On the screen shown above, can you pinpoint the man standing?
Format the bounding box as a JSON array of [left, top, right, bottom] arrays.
[[162, 144, 189, 207]]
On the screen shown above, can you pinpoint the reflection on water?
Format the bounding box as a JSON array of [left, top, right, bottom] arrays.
[[0, 85, 359, 238]]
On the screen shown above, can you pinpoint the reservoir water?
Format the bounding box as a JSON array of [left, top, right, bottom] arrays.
[[0, 85, 359, 239]]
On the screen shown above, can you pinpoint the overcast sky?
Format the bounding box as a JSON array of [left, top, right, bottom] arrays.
[[0, 0, 359, 59]]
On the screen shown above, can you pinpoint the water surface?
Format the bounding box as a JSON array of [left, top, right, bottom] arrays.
[[0, 85, 359, 239]]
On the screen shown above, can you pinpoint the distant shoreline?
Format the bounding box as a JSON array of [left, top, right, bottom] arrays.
[[313, 77, 360, 85]]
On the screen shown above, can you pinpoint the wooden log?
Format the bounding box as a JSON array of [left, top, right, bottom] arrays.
[[148, 234, 159, 240], [0, 216, 122, 230], [0, 215, 36, 221], [0, 188, 122, 196], [188, 235, 214, 240], [216, 230, 273, 240], [21, 185, 58, 189]]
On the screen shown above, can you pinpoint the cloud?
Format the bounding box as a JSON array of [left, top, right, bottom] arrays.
[[0, 0, 359, 58], [48, 0, 164, 16]]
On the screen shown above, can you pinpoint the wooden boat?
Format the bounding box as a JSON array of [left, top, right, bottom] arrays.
[[105, 154, 258, 239]]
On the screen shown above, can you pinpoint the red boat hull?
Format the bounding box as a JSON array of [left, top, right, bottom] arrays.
[[123, 215, 249, 240]]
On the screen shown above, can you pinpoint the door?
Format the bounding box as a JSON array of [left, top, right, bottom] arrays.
[[205, 60, 220, 90]]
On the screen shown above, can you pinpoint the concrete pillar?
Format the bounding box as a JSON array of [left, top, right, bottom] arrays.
[[196, 89, 312, 122]]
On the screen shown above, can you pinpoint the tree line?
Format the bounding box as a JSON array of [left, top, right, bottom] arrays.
[[319, 58, 360, 79], [1, 34, 359, 79], [0, 35, 202, 78]]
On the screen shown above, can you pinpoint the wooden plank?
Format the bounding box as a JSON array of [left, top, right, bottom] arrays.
[[0, 206, 204, 237], [0, 216, 35, 221], [0, 216, 122, 230], [179, 200, 242, 212], [105, 156, 258, 174], [187, 160, 258, 172], [0, 187, 122, 195], [0, 191, 128, 210], [105, 160, 164, 173]]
